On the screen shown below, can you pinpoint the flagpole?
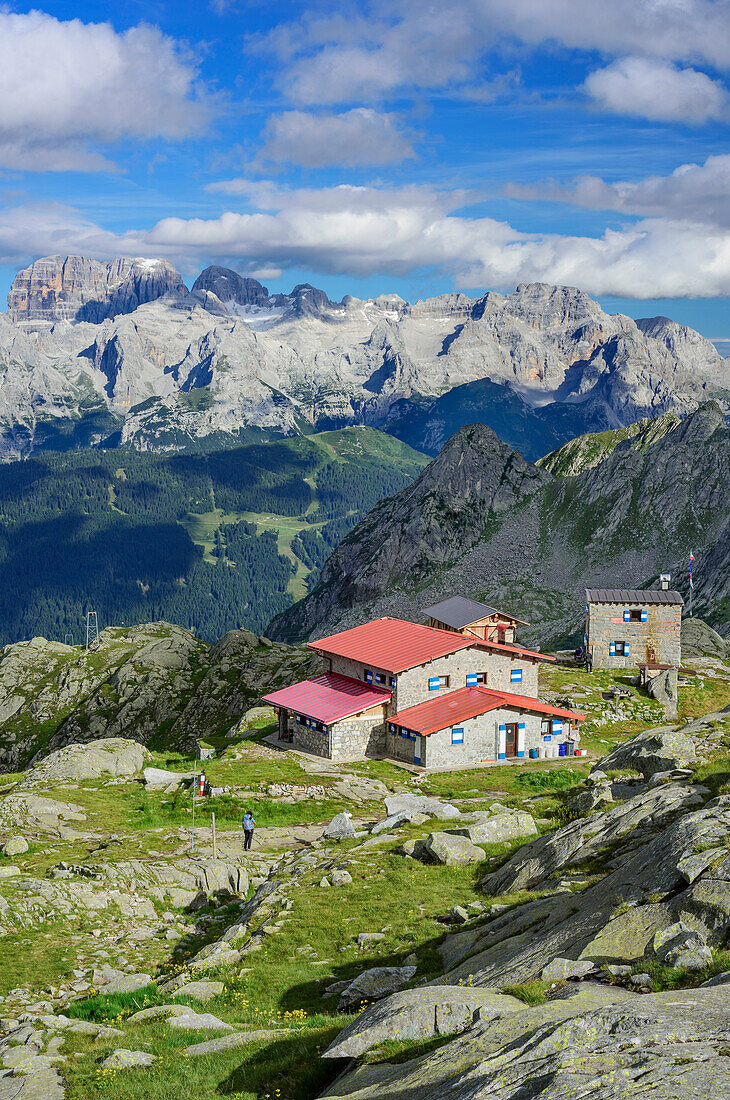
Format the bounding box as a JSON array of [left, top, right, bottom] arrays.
[[689, 551, 695, 618]]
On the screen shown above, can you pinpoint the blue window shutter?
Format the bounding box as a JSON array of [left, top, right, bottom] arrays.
[[365, 671, 372, 683], [452, 726, 464, 744], [610, 643, 616, 655], [466, 673, 478, 686], [511, 669, 522, 683], [391, 677, 397, 687], [641, 610, 647, 622], [429, 676, 440, 690], [552, 720, 563, 733], [623, 610, 630, 621], [498, 724, 507, 731], [624, 643, 630, 656], [518, 722, 525, 730]]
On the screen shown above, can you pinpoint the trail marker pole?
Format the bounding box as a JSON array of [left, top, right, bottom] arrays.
[[212, 812, 217, 860], [191, 761, 197, 855]]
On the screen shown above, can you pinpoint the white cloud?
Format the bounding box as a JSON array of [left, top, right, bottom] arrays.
[[257, 108, 416, 166], [507, 155, 730, 230], [261, 0, 730, 106], [4, 183, 730, 300], [0, 11, 214, 171], [584, 57, 729, 123]]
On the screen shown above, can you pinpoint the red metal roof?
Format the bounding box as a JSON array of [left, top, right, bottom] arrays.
[[308, 617, 475, 673], [262, 672, 390, 725], [390, 686, 585, 736], [470, 637, 556, 662]]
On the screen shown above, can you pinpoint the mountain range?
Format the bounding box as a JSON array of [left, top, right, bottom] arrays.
[[1, 254, 727, 462], [268, 402, 730, 647]]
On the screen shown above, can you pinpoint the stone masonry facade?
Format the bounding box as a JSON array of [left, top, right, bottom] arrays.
[[388, 707, 580, 768], [326, 648, 539, 714], [286, 705, 388, 762], [587, 600, 682, 669]]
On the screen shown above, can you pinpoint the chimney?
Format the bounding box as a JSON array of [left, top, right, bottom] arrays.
[[660, 573, 670, 591]]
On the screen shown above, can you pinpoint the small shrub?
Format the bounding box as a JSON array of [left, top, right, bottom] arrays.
[[502, 979, 553, 1005], [66, 983, 165, 1022]]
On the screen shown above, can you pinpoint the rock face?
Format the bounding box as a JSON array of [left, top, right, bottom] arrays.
[[646, 668, 679, 717], [682, 617, 729, 658], [8, 255, 186, 324], [337, 965, 417, 1011], [1, 264, 727, 461], [321, 986, 730, 1100], [269, 402, 730, 644], [595, 727, 696, 778], [23, 738, 149, 783]]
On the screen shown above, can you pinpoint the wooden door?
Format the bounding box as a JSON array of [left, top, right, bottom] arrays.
[[505, 723, 517, 757]]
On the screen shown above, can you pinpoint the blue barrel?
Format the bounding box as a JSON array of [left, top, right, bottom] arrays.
[[558, 743, 567, 757], [529, 748, 539, 759]]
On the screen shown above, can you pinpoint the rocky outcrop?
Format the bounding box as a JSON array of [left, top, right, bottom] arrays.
[[269, 401, 730, 644], [320, 985, 730, 1099], [682, 617, 729, 658], [595, 726, 695, 778], [8, 255, 186, 325]]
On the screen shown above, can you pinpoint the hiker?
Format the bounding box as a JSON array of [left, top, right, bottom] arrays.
[[242, 809, 256, 850]]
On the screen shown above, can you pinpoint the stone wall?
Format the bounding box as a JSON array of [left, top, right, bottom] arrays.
[[287, 705, 387, 762], [587, 601, 682, 669], [401, 707, 582, 769]]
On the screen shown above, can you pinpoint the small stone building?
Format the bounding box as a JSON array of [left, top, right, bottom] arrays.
[[423, 596, 528, 645], [387, 687, 584, 769], [585, 585, 683, 670]]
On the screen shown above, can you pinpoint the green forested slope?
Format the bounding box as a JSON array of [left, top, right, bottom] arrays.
[[0, 428, 427, 644]]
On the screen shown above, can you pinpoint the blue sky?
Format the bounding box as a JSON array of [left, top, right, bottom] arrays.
[[0, 1, 729, 340]]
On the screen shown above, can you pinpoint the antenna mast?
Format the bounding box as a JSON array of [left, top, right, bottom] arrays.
[[85, 611, 99, 650]]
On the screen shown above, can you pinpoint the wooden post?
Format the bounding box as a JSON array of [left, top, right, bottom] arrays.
[[212, 812, 217, 860]]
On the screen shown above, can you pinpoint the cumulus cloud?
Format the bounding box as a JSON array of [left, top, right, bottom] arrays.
[[507, 155, 730, 230], [261, 0, 730, 105], [4, 183, 730, 299], [257, 108, 416, 166], [0, 11, 214, 171], [584, 57, 729, 123]]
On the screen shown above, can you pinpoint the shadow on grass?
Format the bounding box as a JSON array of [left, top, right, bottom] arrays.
[[218, 1025, 344, 1099]]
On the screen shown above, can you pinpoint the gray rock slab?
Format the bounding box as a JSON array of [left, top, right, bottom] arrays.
[[541, 957, 597, 982], [323, 812, 356, 839], [338, 966, 417, 1011], [167, 1011, 233, 1031], [128, 1004, 189, 1023], [324, 985, 526, 1059], [173, 981, 224, 1001], [422, 832, 484, 866], [101, 973, 152, 994], [1, 837, 29, 857], [319, 985, 723, 1100], [102, 1049, 157, 1069], [451, 810, 537, 846], [184, 1029, 286, 1055], [385, 794, 460, 821], [597, 726, 695, 778]]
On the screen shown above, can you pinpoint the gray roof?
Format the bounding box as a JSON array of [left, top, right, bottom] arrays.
[[424, 595, 529, 629], [586, 588, 684, 606]]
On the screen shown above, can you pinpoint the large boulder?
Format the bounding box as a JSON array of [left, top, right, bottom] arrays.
[[647, 668, 679, 718], [594, 727, 695, 779], [324, 986, 525, 1059], [384, 793, 461, 821], [452, 810, 537, 846], [422, 832, 485, 866], [681, 617, 728, 658], [338, 966, 417, 1011], [24, 738, 149, 783], [323, 812, 356, 839]]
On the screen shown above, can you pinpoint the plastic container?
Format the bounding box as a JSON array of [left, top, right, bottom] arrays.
[[558, 743, 567, 757], [551, 745, 560, 759], [538, 747, 546, 759], [565, 741, 575, 757], [529, 748, 539, 759]]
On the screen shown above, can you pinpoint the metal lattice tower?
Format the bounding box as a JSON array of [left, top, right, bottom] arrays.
[[85, 611, 99, 650]]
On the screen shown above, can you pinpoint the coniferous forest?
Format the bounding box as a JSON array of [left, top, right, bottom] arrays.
[[0, 428, 427, 644]]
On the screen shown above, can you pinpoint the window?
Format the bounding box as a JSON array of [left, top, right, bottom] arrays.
[[510, 669, 523, 684], [612, 641, 628, 656], [451, 727, 464, 745], [388, 723, 396, 734], [389, 676, 397, 687], [466, 672, 487, 685], [429, 675, 450, 690], [629, 609, 642, 622], [375, 672, 386, 685], [364, 669, 373, 683]]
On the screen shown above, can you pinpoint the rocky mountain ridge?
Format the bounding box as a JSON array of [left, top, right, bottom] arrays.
[[269, 401, 730, 645], [0, 255, 726, 460]]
